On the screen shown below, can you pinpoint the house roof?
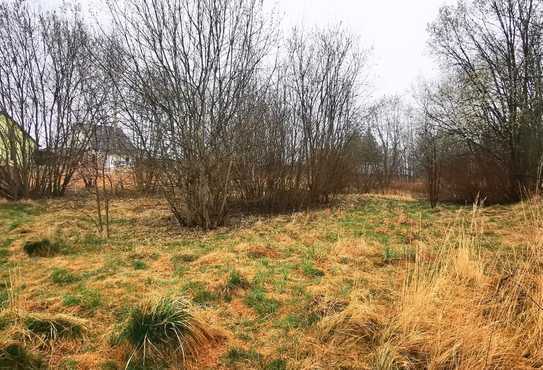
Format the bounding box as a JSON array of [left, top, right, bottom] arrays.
[[0, 111, 37, 145], [83, 125, 136, 156]]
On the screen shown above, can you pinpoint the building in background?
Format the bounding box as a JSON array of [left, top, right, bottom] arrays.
[[0, 111, 37, 168]]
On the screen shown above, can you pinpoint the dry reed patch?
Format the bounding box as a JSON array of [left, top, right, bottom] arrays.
[[307, 202, 543, 369], [235, 243, 280, 259], [332, 238, 376, 261], [193, 251, 238, 267]]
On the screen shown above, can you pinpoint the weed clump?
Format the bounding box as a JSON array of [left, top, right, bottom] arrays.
[[116, 297, 212, 367], [23, 239, 63, 257]]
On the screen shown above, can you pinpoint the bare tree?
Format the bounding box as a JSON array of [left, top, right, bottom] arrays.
[[0, 0, 103, 199], [286, 26, 367, 202], [105, 0, 276, 228], [428, 0, 543, 200]]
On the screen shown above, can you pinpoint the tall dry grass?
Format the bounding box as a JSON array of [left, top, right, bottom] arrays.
[[318, 200, 543, 369]]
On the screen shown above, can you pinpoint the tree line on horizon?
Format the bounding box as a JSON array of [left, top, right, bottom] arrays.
[[0, 0, 541, 228]]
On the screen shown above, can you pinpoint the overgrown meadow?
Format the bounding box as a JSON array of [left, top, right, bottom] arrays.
[[0, 194, 541, 369]]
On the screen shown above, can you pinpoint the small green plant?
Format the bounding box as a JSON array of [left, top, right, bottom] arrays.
[[301, 261, 325, 277], [227, 270, 247, 289], [115, 297, 210, 367], [50, 268, 79, 285], [276, 312, 319, 330], [63, 294, 81, 307], [25, 313, 86, 341], [245, 287, 279, 317], [383, 247, 399, 263], [220, 270, 249, 301], [132, 260, 146, 270], [23, 239, 64, 257]]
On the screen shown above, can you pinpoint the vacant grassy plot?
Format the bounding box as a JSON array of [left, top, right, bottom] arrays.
[[0, 194, 541, 369]]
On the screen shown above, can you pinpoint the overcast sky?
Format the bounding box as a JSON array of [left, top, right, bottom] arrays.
[[37, 0, 454, 98]]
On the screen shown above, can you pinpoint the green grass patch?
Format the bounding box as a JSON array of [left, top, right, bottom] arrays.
[[51, 268, 80, 285], [276, 312, 320, 330], [264, 359, 287, 370], [60, 359, 79, 370], [0, 203, 41, 232], [132, 260, 147, 270], [62, 286, 102, 312], [300, 260, 325, 277], [245, 287, 279, 317], [226, 270, 248, 290], [383, 247, 400, 263], [182, 282, 218, 306], [224, 347, 261, 366]]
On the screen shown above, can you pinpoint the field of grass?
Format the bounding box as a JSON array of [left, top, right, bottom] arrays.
[[0, 193, 541, 369]]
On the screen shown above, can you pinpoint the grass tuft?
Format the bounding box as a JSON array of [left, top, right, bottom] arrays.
[[116, 297, 212, 367], [0, 341, 43, 369], [50, 268, 79, 285], [301, 260, 325, 277], [132, 260, 146, 270], [224, 347, 261, 365], [23, 239, 63, 257], [25, 313, 86, 341]]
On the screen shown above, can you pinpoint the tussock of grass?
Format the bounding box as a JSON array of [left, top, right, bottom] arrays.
[[23, 239, 63, 257], [264, 358, 287, 370], [50, 268, 79, 285], [25, 313, 86, 341], [224, 347, 261, 365], [0, 341, 43, 369], [132, 259, 146, 270], [116, 297, 212, 367]]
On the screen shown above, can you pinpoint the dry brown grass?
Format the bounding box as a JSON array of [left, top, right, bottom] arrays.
[[0, 193, 541, 368]]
